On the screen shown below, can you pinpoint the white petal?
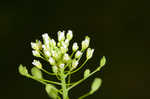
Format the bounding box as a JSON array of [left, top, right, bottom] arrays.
[[59, 64, 65, 68], [67, 30, 73, 40], [49, 57, 55, 65], [72, 42, 79, 51]]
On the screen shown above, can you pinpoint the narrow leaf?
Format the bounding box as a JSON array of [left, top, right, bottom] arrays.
[[31, 67, 42, 79]]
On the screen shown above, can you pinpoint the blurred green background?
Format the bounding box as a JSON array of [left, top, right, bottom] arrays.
[[0, 0, 149, 99]]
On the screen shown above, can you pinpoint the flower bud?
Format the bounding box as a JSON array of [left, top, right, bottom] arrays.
[[50, 39, 56, 48], [82, 36, 90, 50], [72, 59, 79, 69], [61, 41, 68, 48], [42, 33, 50, 45], [42, 45, 46, 49], [49, 57, 55, 65], [32, 50, 41, 57], [51, 50, 60, 60], [59, 64, 65, 69], [36, 40, 42, 50], [63, 53, 70, 62], [72, 42, 79, 52], [52, 66, 58, 73], [58, 31, 65, 41], [31, 40, 42, 50], [75, 51, 82, 59], [57, 42, 61, 47], [66, 30, 73, 41], [60, 46, 68, 54], [65, 39, 69, 47], [31, 42, 37, 49], [32, 60, 42, 69], [44, 50, 51, 57], [86, 48, 94, 59]]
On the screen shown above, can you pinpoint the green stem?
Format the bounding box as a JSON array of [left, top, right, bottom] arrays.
[[26, 75, 62, 85], [41, 68, 56, 75], [71, 51, 75, 58], [69, 59, 88, 75], [68, 66, 101, 91], [67, 72, 71, 85], [78, 92, 91, 99], [61, 70, 69, 99]]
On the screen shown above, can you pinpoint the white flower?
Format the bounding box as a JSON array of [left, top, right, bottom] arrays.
[[63, 53, 70, 62], [51, 50, 60, 60], [42, 33, 49, 39], [72, 59, 79, 69], [72, 42, 79, 52], [60, 42, 68, 53], [75, 51, 82, 59], [58, 31, 65, 41], [52, 66, 58, 73], [31, 42, 39, 50], [61, 41, 68, 48], [50, 39, 56, 47], [44, 50, 51, 57], [82, 36, 90, 50], [32, 50, 41, 57], [42, 45, 46, 49], [65, 39, 69, 47], [66, 30, 73, 41], [49, 57, 55, 65], [86, 48, 94, 59], [36, 40, 42, 50], [60, 47, 68, 53], [59, 64, 65, 68], [32, 60, 42, 69], [42, 33, 50, 45]]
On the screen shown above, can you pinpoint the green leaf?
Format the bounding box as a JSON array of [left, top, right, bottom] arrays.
[[45, 84, 58, 99], [100, 56, 106, 67], [31, 67, 42, 79], [84, 69, 90, 79], [18, 64, 28, 76], [90, 78, 102, 94]]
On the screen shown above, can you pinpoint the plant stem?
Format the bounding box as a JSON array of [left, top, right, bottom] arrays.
[[61, 69, 69, 99], [78, 92, 91, 99], [68, 66, 101, 91], [69, 59, 88, 75]]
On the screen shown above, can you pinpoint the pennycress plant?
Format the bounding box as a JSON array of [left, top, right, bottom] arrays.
[[18, 30, 106, 99]]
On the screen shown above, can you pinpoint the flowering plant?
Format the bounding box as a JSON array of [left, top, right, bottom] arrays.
[[18, 30, 106, 99]]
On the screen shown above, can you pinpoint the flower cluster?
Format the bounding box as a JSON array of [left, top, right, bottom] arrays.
[[18, 30, 106, 99], [31, 30, 94, 73]]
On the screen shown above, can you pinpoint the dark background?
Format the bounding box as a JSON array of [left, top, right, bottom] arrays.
[[0, 0, 149, 99]]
